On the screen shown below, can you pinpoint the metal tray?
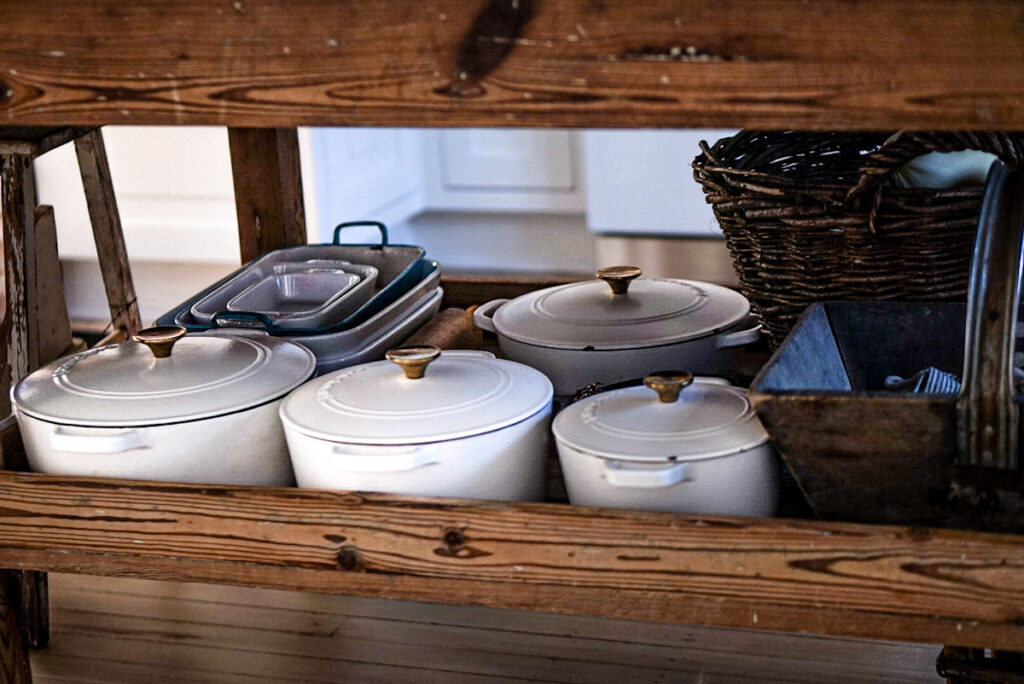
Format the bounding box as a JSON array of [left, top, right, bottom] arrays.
[[159, 221, 427, 335]]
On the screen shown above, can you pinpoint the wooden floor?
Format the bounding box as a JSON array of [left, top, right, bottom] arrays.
[[27, 573, 943, 683]]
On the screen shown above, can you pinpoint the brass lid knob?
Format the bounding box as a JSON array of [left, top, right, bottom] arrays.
[[386, 345, 442, 379], [132, 325, 187, 359], [596, 265, 642, 295], [643, 371, 694, 403]]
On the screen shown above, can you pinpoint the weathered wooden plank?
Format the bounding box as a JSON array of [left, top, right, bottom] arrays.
[[0, 570, 32, 683], [0, 153, 32, 417], [18, 571, 46, 650], [0, 128, 93, 157], [73, 130, 141, 337], [33, 575, 941, 683], [227, 128, 306, 263], [30, 207, 72, 368], [0, 471, 1022, 650], [0, 1, 1022, 130]]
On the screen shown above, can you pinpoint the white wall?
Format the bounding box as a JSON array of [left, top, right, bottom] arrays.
[[33, 126, 734, 324]]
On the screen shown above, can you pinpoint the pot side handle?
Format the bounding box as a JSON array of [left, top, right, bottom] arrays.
[[49, 427, 146, 454], [472, 299, 509, 334], [715, 317, 762, 349], [329, 444, 438, 473], [603, 460, 689, 489]]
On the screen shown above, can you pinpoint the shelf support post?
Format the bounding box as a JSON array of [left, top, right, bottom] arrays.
[[74, 129, 142, 338], [227, 128, 307, 263]]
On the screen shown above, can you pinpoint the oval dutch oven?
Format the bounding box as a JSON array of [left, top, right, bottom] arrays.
[[12, 326, 316, 486], [473, 266, 761, 396], [553, 371, 778, 516], [280, 346, 553, 501]]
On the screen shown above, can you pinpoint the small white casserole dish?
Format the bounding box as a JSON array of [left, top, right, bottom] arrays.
[[12, 326, 316, 486], [553, 371, 778, 516], [280, 346, 553, 501]]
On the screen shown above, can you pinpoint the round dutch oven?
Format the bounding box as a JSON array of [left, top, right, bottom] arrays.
[[12, 326, 316, 486], [280, 346, 553, 501], [473, 266, 761, 396], [553, 372, 778, 516]]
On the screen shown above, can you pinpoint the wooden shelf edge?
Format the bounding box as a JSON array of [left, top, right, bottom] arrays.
[[2, 1, 1024, 130], [0, 470, 1022, 650]]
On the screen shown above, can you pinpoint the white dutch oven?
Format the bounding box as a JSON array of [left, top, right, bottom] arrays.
[[12, 326, 316, 486], [280, 346, 553, 501], [473, 266, 760, 396], [553, 371, 778, 516]]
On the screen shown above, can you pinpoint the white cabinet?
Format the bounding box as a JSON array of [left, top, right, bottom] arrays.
[[583, 129, 738, 237], [421, 129, 584, 212], [305, 128, 423, 244]]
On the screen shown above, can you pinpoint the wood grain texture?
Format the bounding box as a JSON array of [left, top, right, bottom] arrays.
[[18, 571, 46, 650], [1, 1, 1023, 130], [0, 570, 32, 683], [29, 207, 71, 368], [0, 154, 32, 417], [0, 128, 92, 157], [73, 130, 141, 337], [28, 573, 943, 683], [228, 128, 306, 263], [0, 471, 1022, 650]]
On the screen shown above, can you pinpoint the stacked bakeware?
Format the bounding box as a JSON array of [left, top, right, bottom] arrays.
[[156, 221, 443, 374]]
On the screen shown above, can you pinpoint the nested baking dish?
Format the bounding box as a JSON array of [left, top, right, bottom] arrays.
[[190, 260, 379, 330]]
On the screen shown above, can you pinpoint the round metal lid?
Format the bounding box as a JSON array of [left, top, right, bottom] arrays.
[[491, 267, 750, 350], [13, 327, 316, 427], [280, 348, 553, 444], [553, 374, 769, 462]]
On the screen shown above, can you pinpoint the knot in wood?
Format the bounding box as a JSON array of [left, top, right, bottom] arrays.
[[443, 528, 464, 550], [0, 80, 11, 106], [336, 545, 360, 571]]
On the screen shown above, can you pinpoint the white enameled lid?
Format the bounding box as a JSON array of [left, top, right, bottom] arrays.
[[13, 328, 316, 427], [491, 267, 750, 350], [553, 374, 769, 462], [280, 348, 553, 444]]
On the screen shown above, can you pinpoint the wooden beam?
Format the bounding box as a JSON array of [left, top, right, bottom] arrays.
[[73, 130, 142, 336], [17, 571, 45, 650], [0, 470, 1022, 650], [0, 127, 93, 157], [29, 207, 72, 367], [228, 128, 306, 263], [0, 1, 1023, 131], [0, 154, 33, 415], [0, 570, 31, 683]]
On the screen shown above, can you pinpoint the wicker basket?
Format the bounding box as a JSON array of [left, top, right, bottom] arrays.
[[692, 131, 1024, 348]]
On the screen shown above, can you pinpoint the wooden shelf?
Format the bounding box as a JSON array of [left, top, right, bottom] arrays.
[[1, 467, 1022, 651], [3, 1, 1024, 679], [1, 1, 1022, 130]]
